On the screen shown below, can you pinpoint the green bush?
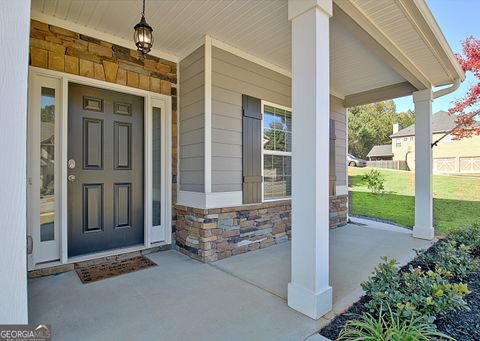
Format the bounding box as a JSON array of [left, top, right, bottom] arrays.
[[338, 305, 452, 341], [361, 169, 385, 194], [416, 240, 479, 281], [362, 257, 470, 323], [448, 224, 480, 255]]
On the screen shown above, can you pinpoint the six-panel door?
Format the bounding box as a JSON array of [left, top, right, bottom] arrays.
[[68, 83, 144, 257]]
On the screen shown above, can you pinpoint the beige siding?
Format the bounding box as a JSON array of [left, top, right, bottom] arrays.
[[179, 46, 205, 192], [331, 95, 347, 187], [210, 47, 347, 192], [211, 47, 291, 192]]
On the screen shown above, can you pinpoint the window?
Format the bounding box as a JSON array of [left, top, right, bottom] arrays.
[[263, 104, 292, 200], [410, 136, 414, 141], [152, 107, 161, 226], [403, 137, 408, 141], [40, 87, 56, 242], [396, 138, 402, 148]]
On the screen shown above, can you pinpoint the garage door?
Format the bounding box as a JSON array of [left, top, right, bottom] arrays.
[[433, 158, 455, 173], [460, 157, 480, 173]]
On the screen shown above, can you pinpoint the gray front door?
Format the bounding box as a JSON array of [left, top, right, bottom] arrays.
[[68, 83, 144, 257]]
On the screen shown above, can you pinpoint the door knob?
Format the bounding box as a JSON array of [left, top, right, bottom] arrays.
[[68, 175, 76, 182]]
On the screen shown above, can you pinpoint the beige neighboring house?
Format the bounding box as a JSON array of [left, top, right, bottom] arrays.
[[391, 111, 480, 173]]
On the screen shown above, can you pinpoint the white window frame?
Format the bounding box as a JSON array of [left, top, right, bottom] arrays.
[[27, 66, 172, 270], [261, 100, 293, 202]]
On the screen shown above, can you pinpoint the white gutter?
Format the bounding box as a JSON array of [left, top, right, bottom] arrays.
[[433, 78, 461, 99]]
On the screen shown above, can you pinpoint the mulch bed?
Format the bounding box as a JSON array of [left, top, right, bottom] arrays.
[[319, 242, 480, 340], [76, 256, 157, 283]]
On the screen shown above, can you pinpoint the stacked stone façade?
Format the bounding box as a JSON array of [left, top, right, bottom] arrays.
[[175, 195, 348, 262]]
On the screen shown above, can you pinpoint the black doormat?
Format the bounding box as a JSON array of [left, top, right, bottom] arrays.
[[75, 256, 157, 284]]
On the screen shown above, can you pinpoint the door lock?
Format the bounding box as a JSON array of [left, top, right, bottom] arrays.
[[68, 174, 76, 182], [68, 159, 76, 169]]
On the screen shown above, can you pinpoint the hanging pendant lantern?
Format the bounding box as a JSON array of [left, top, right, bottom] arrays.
[[134, 0, 153, 56]]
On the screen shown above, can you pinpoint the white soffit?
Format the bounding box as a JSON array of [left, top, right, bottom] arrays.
[[330, 17, 405, 97], [350, 0, 458, 86]]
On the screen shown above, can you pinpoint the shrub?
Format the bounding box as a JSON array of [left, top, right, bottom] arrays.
[[448, 224, 480, 255], [415, 240, 479, 281], [361, 169, 385, 194], [362, 257, 470, 323], [338, 305, 452, 341]]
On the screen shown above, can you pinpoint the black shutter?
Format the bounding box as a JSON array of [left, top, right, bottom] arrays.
[[242, 95, 263, 204], [329, 119, 336, 196]]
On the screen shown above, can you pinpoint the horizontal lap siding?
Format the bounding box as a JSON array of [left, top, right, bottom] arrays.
[[180, 46, 205, 192], [330, 95, 347, 187], [211, 47, 291, 193]]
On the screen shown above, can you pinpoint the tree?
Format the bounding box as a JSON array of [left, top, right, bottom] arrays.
[[348, 100, 414, 159], [449, 36, 480, 139]]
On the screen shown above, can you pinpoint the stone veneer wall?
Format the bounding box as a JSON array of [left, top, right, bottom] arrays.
[[28, 19, 179, 204], [175, 195, 348, 262], [330, 195, 348, 228]]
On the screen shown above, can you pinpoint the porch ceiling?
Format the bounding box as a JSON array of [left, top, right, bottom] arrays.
[[31, 0, 462, 100]]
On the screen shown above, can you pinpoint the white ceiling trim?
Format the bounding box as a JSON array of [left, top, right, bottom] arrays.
[[30, 11, 179, 63]]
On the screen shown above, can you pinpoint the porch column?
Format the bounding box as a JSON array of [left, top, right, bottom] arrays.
[[287, 0, 333, 319], [0, 0, 31, 323], [413, 88, 435, 240]]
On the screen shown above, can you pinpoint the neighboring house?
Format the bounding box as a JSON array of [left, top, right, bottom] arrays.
[[1, 0, 465, 323], [391, 111, 480, 173], [367, 144, 393, 160]]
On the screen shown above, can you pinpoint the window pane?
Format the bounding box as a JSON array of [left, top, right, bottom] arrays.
[[274, 130, 287, 151], [285, 111, 292, 133], [285, 132, 292, 152], [284, 156, 291, 176], [264, 111, 275, 150], [40, 87, 55, 242], [285, 176, 291, 196], [152, 107, 161, 226]]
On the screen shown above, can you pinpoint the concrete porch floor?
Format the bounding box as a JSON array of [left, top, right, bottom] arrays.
[[28, 219, 433, 341]]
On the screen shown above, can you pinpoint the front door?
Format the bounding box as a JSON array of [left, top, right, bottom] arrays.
[[68, 83, 144, 257]]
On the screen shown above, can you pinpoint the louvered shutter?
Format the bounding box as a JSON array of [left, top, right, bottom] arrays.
[[242, 95, 263, 204]]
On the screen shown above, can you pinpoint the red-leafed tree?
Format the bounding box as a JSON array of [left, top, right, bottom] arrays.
[[449, 36, 480, 139]]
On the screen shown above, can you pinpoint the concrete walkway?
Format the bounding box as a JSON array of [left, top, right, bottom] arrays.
[[28, 219, 433, 341]]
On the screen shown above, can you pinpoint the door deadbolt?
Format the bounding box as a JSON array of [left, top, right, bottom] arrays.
[[68, 159, 76, 169], [68, 174, 76, 182]]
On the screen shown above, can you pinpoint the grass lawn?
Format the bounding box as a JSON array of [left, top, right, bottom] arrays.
[[349, 167, 480, 235]]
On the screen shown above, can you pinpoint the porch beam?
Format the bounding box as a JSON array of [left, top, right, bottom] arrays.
[[287, 0, 333, 319], [344, 81, 417, 108], [0, 0, 30, 323], [333, 1, 431, 91], [413, 88, 435, 240]]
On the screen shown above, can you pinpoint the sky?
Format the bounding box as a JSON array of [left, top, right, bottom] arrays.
[[393, 0, 479, 113]]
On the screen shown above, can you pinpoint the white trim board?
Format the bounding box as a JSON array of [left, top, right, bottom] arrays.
[[204, 37, 213, 193], [27, 66, 173, 270], [177, 191, 243, 209]]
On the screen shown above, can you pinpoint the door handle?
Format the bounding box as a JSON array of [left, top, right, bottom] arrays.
[[68, 159, 76, 169], [68, 174, 76, 182]]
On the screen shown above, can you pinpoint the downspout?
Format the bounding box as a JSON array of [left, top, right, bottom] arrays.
[[431, 78, 462, 147], [432, 78, 461, 99]]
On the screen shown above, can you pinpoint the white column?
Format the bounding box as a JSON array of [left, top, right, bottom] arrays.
[[288, 0, 333, 319], [413, 89, 435, 240], [0, 0, 30, 324]]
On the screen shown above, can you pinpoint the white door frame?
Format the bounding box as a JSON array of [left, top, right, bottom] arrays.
[[27, 66, 172, 270]]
